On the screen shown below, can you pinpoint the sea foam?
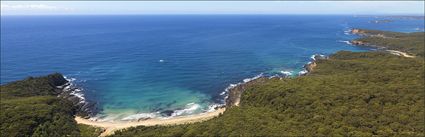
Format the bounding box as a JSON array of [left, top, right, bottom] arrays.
[[338, 40, 353, 45], [298, 70, 309, 75], [221, 73, 264, 104], [344, 29, 352, 35], [121, 113, 158, 121], [206, 104, 223, 112], [299, 54, 327, 76], [280, 71, 293, 76], [242, 73, 263, 83], [171, 103, 201, 117], [63, 76, 86, 104]]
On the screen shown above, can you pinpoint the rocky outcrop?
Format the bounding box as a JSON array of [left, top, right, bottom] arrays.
[[351, 29, 374, 37], [305, 54, 327, 74], [47, 73, 69, 87], [350, 40, 367, 46], [225, 77, 271, 107], [350, 29, 390, 38], [350, 40, 386, 50], [48, 73, 98, 118], [59, 88, 98, 118], [350, 29, 366, 35], [304, 62, 317, 73], [226, 54, 327, 107]]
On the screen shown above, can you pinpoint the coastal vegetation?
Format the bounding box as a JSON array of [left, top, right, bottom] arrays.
[[351, 29, 425, 57], [0, 29, 423, 137], [0, 73, 102, 137]]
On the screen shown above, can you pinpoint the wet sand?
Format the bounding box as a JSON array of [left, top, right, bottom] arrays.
[[75, 108, 226, 136]]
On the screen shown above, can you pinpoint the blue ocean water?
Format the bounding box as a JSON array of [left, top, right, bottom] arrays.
[[1, 15, 423, 121]]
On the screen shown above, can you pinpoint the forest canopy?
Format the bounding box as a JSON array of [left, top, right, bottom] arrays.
[[0, 73, 101, 137]]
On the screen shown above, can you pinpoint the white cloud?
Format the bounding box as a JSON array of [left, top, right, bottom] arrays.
[[1, 4, 73, 11], [0, 1, 423, 15]]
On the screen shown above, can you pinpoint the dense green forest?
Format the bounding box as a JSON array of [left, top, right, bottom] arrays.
[[353, 29, 425, 57], [112, 51, 424, 136], [0, 73, 101, 137]]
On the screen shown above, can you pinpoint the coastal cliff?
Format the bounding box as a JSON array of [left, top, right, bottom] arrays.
[[0, 73, 102, 137], [350, 29, 367, 35], [2, 73, 97, 117], [225, 77, 269, 107], [226, 54, 326, 107], [304, 54, 326, 74], [350, 28, 396, 38], [34, 73, 97, 117], [57, 79, 98, 118], [304, 62, 317, 73]]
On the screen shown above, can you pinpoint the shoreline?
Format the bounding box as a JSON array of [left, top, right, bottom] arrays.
[[75, 54, 325, 137], [76, 107, 226, 136], [348, 39, 415, 58], [76, 28, 416, 136], [349, 28, 416, 58]]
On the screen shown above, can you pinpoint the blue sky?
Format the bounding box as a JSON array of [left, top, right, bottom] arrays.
[[1, 1, 424, 15]]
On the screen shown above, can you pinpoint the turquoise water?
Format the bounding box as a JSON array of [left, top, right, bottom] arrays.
[[1, 15, 423, 121]]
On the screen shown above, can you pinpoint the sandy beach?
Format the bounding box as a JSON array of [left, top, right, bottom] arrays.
[[387, 50, 415, 58], [75, 108, 226, 136]]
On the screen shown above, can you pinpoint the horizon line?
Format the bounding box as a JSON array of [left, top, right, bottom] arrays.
[[2, 13, 424, 16]]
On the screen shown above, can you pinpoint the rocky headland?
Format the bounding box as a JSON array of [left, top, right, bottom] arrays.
[[225, 54, 326, 107], [225, 77, 269, 107], [349, 28, 421, 58], [49, 73, 98, 118]]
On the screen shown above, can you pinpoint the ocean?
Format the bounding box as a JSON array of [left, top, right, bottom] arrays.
[[1, 15, 423, 121]]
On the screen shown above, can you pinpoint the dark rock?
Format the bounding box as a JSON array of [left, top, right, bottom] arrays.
[[225, 77, 268, 107], [47, 73, 68, 87], [48, 73, 99, 118], [160, 110, 174, 117], [138, 117, 151, 122], [303, 62, 317, 73]]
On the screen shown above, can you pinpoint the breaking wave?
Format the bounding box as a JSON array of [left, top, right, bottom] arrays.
[[338, 40, 353, 45], [171, 103, 201, 117], [122, 113, 158, 121], [63, 76, 86, 104], [344, 28, 352, 35], [280, 71, 293, 76]]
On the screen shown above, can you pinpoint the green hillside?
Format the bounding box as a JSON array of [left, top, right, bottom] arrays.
[[0, 73, 101, 137]]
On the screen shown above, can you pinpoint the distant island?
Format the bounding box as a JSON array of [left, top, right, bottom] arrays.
[[1, 28, 423, 136], [355, 15, 425, 25], [355, 15, 425, 20]]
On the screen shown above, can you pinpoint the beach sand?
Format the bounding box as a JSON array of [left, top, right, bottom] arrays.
[[75, 108, 226, 136], [387, 50, 415, 58]]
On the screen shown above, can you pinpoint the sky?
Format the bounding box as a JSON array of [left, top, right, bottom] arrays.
[[1, 1, 424, 15]]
